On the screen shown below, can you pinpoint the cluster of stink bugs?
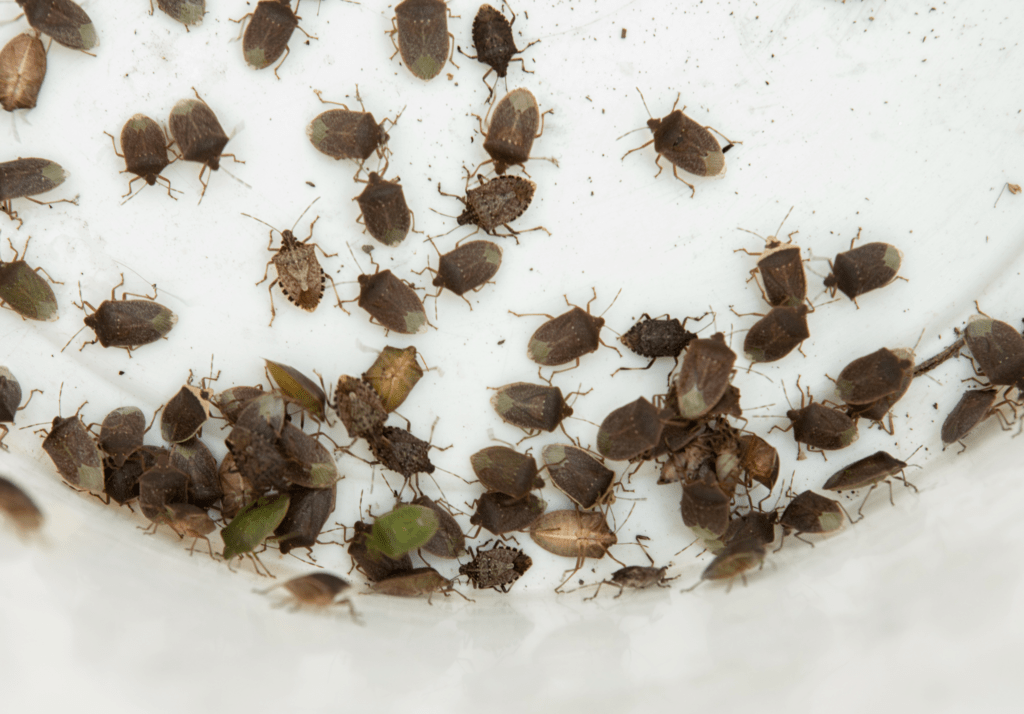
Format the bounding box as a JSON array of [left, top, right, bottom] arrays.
[[2, 0, 1023, 618]]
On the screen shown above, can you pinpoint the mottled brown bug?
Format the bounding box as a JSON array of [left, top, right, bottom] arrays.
[[105, 114, 177, 200], [233, 0, 315, 79], [475, 87, 555, 175], [333, 375, 388, 441], [459, 3, 538, 98], [354, 169, 413, 247], [459, 542, 532, 592], [388, 0, 457, 81], [307, 88, 399, 166], [17, 0, 98, 51], [824, 231, 904, 305], [249, 200, 342, 326], [68, 275, 177, 356], [516, 289, 621, 370], [1, 32, 46, 112], [530, 509, 623, 592], [622, 90, 735, 197], [439, 171, 548, 240], [167, 90, 242, 202], [736, 208, 806, 308], [615, 312, 701, 373]]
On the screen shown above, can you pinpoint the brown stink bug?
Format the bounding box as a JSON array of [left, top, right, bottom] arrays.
[[333, 375, 388, 441], [167, 89, 242, 202], [17, 0, 98, 51], [584, 540, 677, 599], [773, 379, 858, 460], [515, 289, 621, 370], [680, 479, 731, 545], [823, 450, 918, 521], [40, 403, 105, 497], [249, 200, 343, 326], [0, 157, 74, 228], [459, 542, 532, 593], [169, 437, 222, 508], [596, 397, 664, 462], [0, 235, 61, 322], [741, 304, 811, 364], [232, 0, 315, 79], [737, 433, 780, 492], [438, 171, 548, 240], [67, 275, 177, 356], [97, 405, 146, 467], [345, 250, 429, 335], [776, 489, 845, 548], [963, 311, 1024, 392], [459, 3, 538, 99], [420, 239, 503, 308], [940, 387, 1008, 452], [834, 347, 915, 407], [413, 495, 465, 559], [371, 568, 470, 602], [489, 381, 581, 439], [469, 491, 546, 537], [161, 378, 215, 444], [369, 425, 437, 484], [470, 445, 543, 499], [824, 231, 904, 305], [674, 332, 737, 420], [346, 520, 414, 582], [354, 167, 414, 247], [260, 573, 358, 620], [1, 32, 46, 113], [0, 366, 41, 450], [154, 0, 206, 29], [621, 90, 736, 197], [388, 0, 457, 82], [736, 208, 806, 308], [682, 538, 767, 592], [274, 484, 337, 555], [541, 443, 616, 510], [475, 87, 555, 175], [105, 114, 177, 201], [615, 312, 702, 373], [529, 509, 623, 592], [307, 88, 399, 167]]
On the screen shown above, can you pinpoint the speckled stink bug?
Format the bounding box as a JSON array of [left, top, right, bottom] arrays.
[[249, 200, 343, 326], [0, 235, 60, 322], [622, 90, 735, 198], [67, 275, 177, 356], [459, 542, 532, 593], [459, 3, 538, 98], [439, 171, 547, 241], [17, 0, 98, 51], [389, 0, 457, 81], [1, 32, 46, 112], [615, 312, 701, 373]]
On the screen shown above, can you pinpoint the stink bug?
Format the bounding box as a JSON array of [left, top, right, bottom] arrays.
[[413, 495, 465, 558], [622, 90, 735, 197], [105, 114, 176, 200], [742, 304, 811, 364], [69, 274, 177, 356], [489, 382, 578, 437], [233, 0, 313, 78], [822, 450, 917, 520], [354, 169, 413, 247], [1, 32, 47, 112], [517, 289, 621, 370], [777, 489, 845, 548], [213, 385, 265, 425], [459, 542, 532, 592], [278, 423, 341, 489], [261, 573, 357, 619], [347, 520, 414, 582], [0, 475, 43, 535], [615, 312, 700, 373], [0, 157, 73, 227], [735, 208, 806, 308], [439, 171, 547, 240], [963, 312, 1024, 391], [469, 491, 545, 536], [470, 445, 543, 499], [41, 404, 104, 496], [369, 425, 436, 482], [250, 200, 343, 326], [333, 375, 387, 441], [154, 0, 205, 28], [362, 345, 425, 413], [835, 347, 915, 406], [596, 397, 663, 462], [674, 333, 736, 420], [0, 235, 60, 322], [371, 567, 465, 602], [168, 90, 241, 202], [161, 502, 216, 556], [161, 382, 214, 444], [353, 265, 429, 335], [941, 388, 1005, 451], [529, 509, 622, 592], [460, 3, 538, 99], [17, 0, 98, 51], [476, 87, 555, 175], [737, 433, 780, 491], [364, 504, 439, 560], [218, 452, 255, 518], [265, 359, 327, 420], [221, 493, 291, 576], [824, 233, 903, 305], [97, 405, 146, 467], [389, 0, 456, 81], [775, 381, 859, 460], [137, 454, 189, 525], [680, 479, 731, 544], [307, 88, 398, 166], [274, 484, 336, 555], [541, 443, 615, 510], [422, 239, 502, 306], [585, 565, 675, 600], [1, 366, 41, 449], [169, 437, 222, 507], [683, 538, 766, 592]]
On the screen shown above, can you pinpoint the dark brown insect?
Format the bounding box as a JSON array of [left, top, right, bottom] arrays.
[[106, 114, 176, 200], [274, 484, 337, 555], [371, 568, 465, 602], [424, 239, 502, 304], [685, 538, 766, 591], [736, 208, 805, 308], [17, 0, 98, 51], [469, 491, 546, 536], [0, 235, 60, 322], [1, 32, 46, 112], [307, 89, 397, 165], [822, 450, 916, 520], [168, 90, 240, 201], [541, 443, 615, 510], [940, 387, 1005, 451], [161, 383, 213, 444], [680, 479, 731, 545], [217, 452, 254, 518], [585, 565, 675, 600], [355, 170, 413, 247], [105, 445, 166, 506], [0, 366, 40, 450], [530, 509, 621, 591], [775, 382, 859, 460], [489, 382, 577, 437], [963, 313, 1024, 391], [742, 305, 810, 364], [354, 267, 429, 335], [70, 274, 177, 356], [169, 437, 222, 508], [674, 332, 736, 420], [347, 520, 414, 582], [413, 495, 465, 559], [824, 234, 903, 305], [596, 397, 663, 462], [388, 0, 455, 81], [519, 290, 619, 369], [235, 0, 312, 78], [277, 423, 340, 490], [97, 406, 146, 467], [362, 346, 424, 414], [213, 385, 265, 425], [460, 3, 538, 98], [477, 87, 554, 175], [835, 347, 915, 406], [0, 475, 43, 535], [737, 433, 780, 491], [41, 405, 105, 496], [459, 542, 532, 592], [138, 456, 190, 526], [470, 445, 543, 499], [250, 204, 341, 326], [265, 359, 327, 421], [622, 90, 734, 197], [370, 426, 435, 481], [616, 312, 700, 373], [439, 172, 547, 240], [262, 573, 357, 618], [333, 375, 388, 441], [155, 0, 205, 28], [777, 489, 845, 547], [0, 157, 72, 227]]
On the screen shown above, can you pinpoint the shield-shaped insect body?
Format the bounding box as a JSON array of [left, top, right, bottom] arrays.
[[0, 32, 46, 112], [390, 0, 455, 81], [17, 0, 98, 51]]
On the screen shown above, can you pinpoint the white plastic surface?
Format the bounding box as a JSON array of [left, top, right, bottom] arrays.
[[1, 1, 1023, 712]]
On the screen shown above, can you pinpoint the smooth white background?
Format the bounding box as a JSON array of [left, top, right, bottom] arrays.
[[1, 1, 1023, 712]]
